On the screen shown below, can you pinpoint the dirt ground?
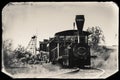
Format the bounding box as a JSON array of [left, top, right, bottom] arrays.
[[2, 46, 118, 79]]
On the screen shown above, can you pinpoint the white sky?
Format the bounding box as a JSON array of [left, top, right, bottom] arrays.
[[2, 2, 119, 49]]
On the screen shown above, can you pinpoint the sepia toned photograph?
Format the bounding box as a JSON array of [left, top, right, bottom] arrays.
[[2, 2, 118, 79]]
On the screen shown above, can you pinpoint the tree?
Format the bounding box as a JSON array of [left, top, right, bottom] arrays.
[[14, 45, 32, 63], [87, 26, 105, 49]]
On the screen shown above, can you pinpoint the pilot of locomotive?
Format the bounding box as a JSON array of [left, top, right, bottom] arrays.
[[49, 15, 91, 68]]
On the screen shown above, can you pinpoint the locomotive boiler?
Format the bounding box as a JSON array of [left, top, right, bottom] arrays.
[[40, 15, 91, 68]]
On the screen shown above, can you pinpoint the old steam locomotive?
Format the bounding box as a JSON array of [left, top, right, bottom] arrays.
[[39, 15, 91, 68]]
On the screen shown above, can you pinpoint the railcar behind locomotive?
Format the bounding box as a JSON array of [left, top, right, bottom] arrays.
[[39, 15, 91, 68]]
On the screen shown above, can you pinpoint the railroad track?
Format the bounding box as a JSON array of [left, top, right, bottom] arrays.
[[69, 67, 104, 74], [94, 68, 105, 77], [49, 67, 105, 78], [41, 63, 105, 78]]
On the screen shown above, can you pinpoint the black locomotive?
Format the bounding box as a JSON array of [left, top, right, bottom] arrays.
[[39, 15, 91, 68]]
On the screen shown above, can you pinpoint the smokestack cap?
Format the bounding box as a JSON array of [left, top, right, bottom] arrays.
[[75, 15, 85, 33]]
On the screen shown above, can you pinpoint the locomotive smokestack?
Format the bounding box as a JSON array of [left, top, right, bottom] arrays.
[[75, 15, 85, 33]]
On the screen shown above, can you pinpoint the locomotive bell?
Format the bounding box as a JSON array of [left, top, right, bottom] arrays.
[[75, 15, 85, 34]]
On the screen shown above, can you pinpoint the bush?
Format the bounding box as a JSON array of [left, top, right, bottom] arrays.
[[3, 39, 14, 68], [14, 45, 33, 64], [87, 26, 105, 49]]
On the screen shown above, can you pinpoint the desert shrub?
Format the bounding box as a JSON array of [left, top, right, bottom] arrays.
[[14, 45, 26, 59], [14, 45, 32, 64], [3, 39, 15, 68]]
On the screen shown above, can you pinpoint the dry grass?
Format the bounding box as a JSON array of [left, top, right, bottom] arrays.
[[91, 45, 118, 78]]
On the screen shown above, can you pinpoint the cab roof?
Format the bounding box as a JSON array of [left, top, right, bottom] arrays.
[[55, 30, 91, 36]]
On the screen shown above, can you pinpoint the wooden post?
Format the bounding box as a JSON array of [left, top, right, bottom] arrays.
[[57, 43, 59, 59], [57, 36, 59, 59], [78, 34, 80, 43], [85, 36, 88, 43]]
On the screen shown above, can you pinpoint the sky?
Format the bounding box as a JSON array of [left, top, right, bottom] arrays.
[[2, 2, 118, 49]]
